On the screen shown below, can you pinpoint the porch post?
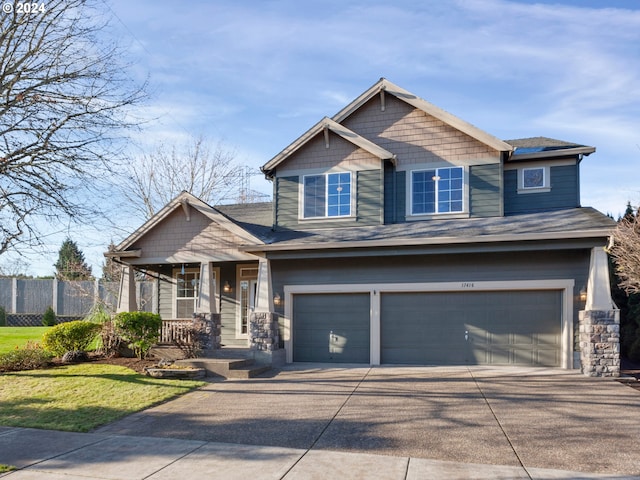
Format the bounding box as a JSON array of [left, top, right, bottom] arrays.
[[249, 257, 282, 365], [579, 247, 620, 377], [117, 265, 137, 312], [254, 257, 274, 313], [193, 262, 221, 352], [196, 262, 218, 314]]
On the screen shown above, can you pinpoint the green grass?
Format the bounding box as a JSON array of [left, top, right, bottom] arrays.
[[0, 464, 16, 473], [0, 327, 50, 354], [0, 363, 205, 432]]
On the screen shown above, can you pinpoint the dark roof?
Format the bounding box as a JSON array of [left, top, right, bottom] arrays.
[[214, 202, 274, 240], [234, 207, 615, 248], [505, 137, 595, 158]]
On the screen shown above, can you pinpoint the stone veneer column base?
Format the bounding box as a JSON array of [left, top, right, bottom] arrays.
[[192, 312, 222, 354], [249, 312, 280, 353], [579, 310, 620, 377]]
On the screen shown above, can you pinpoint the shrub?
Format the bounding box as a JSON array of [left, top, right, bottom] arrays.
[[113, 311, 162, 359], [84, 303, 112, 324], [41, 320, 102, 357], [98, 320, 123, 357], [42, 306, 56, 326], [0, 341, 53, 371], [0, 305, 6, 326]]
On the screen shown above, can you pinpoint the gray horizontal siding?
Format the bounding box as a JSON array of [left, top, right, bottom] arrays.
[[469, 164, 501, 217], [505, 164, 579, 214], [356, 169, 383, 226], [275, 176, 299, 229], [275, 170, 383, 230], [271, 248, 591, 351]]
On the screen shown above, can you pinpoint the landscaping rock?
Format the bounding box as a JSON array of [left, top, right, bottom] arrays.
[[61, 351, 89, 363]]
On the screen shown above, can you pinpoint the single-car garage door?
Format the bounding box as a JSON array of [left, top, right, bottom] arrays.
[[381, 290, 561, 366], [293, 293, 370, 363]]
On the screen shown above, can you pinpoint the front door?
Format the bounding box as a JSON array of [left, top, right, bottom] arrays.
[[237, 265, 259, 338]]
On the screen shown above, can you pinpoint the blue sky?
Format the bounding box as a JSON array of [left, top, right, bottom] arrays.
[[7, 0, 640, 276]]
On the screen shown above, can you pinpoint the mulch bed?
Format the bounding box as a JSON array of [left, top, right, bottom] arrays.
[[88, 354, 158, 374]]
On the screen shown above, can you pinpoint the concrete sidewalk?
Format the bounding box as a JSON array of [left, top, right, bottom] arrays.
[[2, 365, 640, 479], [0, 427, 636, 479]]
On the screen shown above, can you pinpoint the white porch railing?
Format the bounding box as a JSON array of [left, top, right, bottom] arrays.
[[160, 319, 194, 345]]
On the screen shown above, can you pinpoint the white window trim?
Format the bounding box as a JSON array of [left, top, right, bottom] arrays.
[[518, 166, 551, 194], [283, 279, 575, 369], [172, 267, 200, 319], [407, 165, 468, 217], [299, 171, 355, 220]]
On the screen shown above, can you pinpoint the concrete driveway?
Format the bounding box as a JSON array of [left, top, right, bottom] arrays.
[[94, 365, 640, 477]]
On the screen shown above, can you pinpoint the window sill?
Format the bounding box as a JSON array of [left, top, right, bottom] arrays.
[[298, 216, 357, 224], [517, 187, 551, 194], [406, 212, 469, 221]]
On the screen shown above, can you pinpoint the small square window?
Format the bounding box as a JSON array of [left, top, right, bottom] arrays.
[[522, 167, 545, 189]]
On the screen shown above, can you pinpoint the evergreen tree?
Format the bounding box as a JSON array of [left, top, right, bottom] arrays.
[[54, 238, 92, 280], [102, 242, 122, 283]]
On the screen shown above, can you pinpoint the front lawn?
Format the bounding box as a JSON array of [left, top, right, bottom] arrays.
[[0, 327, 50, 354], [0, 363, 205, 432]]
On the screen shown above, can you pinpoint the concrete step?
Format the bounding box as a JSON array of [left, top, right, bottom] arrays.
[[174, 357, 270, 379]]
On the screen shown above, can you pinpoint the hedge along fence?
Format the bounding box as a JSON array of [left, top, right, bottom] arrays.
[[0, 278, 157, 326]]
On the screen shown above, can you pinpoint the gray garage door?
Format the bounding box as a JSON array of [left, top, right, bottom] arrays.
[[381, 290, 561, 366], [293, 293, 370, 363]]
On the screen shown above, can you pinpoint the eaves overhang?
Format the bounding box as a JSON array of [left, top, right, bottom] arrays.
[[510, 146, 596, 161], [240, 228, 612, 254]]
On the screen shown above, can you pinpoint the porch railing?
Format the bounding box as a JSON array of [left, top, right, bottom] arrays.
[[160, 319, 194, 345]]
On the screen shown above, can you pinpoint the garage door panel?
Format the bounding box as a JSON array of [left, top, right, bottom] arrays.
[[381, 290, 562, 367], [293, 293, 370, 363]]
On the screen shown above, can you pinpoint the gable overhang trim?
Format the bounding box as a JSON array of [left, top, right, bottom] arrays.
[[262, 117, 395, 177], [331, 78, 514, 153], [112, 191, 265, 255], [240, 228, 612, 254], [262, 78, 512, 177], [509, 146, 596, 161]]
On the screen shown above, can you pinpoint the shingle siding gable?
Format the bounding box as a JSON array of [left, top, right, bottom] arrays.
[[341, 95, 500, 167]]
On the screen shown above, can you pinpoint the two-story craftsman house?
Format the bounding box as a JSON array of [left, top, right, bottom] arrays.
[[108, 79, 618, 375]]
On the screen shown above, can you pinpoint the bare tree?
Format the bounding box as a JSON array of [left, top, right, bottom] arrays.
[[0, 0, 145, 256], [121, 136, 245, 219], [609, 211, 640, 293]]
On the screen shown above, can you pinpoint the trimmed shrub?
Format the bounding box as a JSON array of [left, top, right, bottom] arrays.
[[113, 311, 162, 359], [42, 306, 56, 326], [0, 341, 53, 371], [0, 305, 6, 326], [41, 320, 102, 357]]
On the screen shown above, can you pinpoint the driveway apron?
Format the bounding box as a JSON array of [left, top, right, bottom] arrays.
[[94, 365, 640, 476]]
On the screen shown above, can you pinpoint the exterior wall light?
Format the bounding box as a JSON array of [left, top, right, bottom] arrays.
[[223, 281, 232, 293], [579, 286, 587, 302], [273, 293, 282, 306]]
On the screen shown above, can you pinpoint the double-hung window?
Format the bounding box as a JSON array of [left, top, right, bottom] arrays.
[[411, 166, 464, 215], [303, 172, 351, 218]]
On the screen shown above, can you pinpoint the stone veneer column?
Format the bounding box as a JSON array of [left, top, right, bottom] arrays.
[[192, 312, 222, 354], [579, 310, 620, 377], [249, 312, 279, 352]]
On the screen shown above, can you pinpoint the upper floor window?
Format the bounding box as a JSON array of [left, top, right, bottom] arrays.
[[303, 172, 351, 218], [411, 167, 464, 215], [522, 167, 545, 189], [517, 166, 550, 194]]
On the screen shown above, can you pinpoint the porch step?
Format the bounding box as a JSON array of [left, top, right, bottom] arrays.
[[174, 357, 271, 379]]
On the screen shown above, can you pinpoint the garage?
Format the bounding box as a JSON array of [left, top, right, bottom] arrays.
[[380, 290, 562, 366], [292, 293, 370, 363]]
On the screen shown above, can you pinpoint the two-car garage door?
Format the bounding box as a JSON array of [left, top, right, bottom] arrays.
[[292, 289, 562, 366]]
